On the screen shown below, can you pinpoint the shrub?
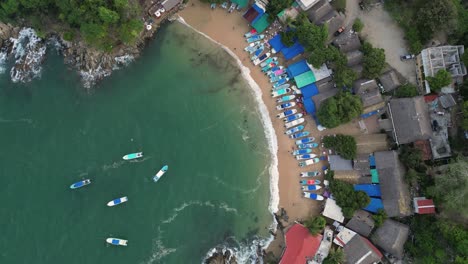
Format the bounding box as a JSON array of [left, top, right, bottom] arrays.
[[372, 209, 387, 227], [353, 18, 364, 32], [394, 83, 419, 98], [304, 216, 326, 235], [317, 92, 363, 128], [63, 31, 75, 41], [323, 134, 357, 160], [427, 69, 452, 92]]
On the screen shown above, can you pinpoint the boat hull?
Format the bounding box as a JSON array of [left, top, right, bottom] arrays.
[[153, 165, 168, 182], [107, 196, 128, 207], [70, 179, 91, 189], [303, 192, 324, 201], [123, 152, 143, 160], [106, 238, 128, 246]]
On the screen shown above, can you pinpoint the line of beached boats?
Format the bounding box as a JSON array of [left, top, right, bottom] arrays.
[[69, 152, 169, 246], [243, 30, 326, 201]]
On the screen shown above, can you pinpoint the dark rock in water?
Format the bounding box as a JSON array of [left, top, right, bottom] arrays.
[[205, 248, 237, 264]]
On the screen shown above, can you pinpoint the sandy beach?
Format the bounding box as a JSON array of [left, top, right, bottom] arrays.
[[178, 0, 325, 256]]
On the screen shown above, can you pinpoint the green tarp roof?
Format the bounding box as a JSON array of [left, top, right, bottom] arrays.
[[252, 14, 270, 33], [231, 0, 248, 8], [295, 71, 316, 88], [371, 169, 379, 184]]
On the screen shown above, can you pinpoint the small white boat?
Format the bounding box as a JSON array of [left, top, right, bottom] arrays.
[[271, 88, 291, 98], [299, 158, 320, 167], [302, 185, 322, 191], [285, 118, 305, 129], [276, 95, 295, 103], [303, 192, 324, 201], [122, 152, 143, 160], [276, 102, 296, 110], [301, 171, 321, 177], [284, 113, 303, 123], [285, 125, 304, 135], [107, 196, 128, 207], [253, 52, 271, 65], [153, 165, 168, 183], [296, 154, 317, 160], [272, 83, 290, 91], [244, 41, 260, 52], [106, 238, 128, 246]]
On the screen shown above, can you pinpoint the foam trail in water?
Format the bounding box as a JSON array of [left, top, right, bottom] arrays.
[[141, 227, 177, 264], [0, 117, 33, 124], [0, 50, 7, 74], [101, 160, 125, 171], [161, 200, 237, 224]]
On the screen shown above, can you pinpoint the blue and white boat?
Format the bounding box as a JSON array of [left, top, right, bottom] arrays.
[[296, 154, 317, 160], [221, 2, 228, 9], [285, 125, 304, 135], [302, 185, 322, 191], [153, 165, 168, 183], [106, 238, 128, 246], [298, 143, 319, 149], [265, 66, 282, 75], [250, 46, 264, 61], [244, 29, 257, 38], [260, 57, 277, 67], [272, 83, 290, 91], [253, 52, 270, 65], [246, 34, 264, 43], [270, 74, 288, 83], [123, 152, 143, 160], [284, 113, 303, 122], [276, 95, 295, 103], [303, 192, 324, 201], [276, 102, 296, 110], [107, 196, 128, 207], [247, 43, 263, 54], [210, 3, 216, 9], [292, 149, 312, 155], [273, 78, 289, 88], [266, 66, 284, 76], [70, 179, 91, 189], [301, 171, 321, 177], [261, 62, 278, 72], [296, 137, 316, 145], [277, 109, 297, 119], [290, 131, 310, 139], [244, 41, 260, 52], [285, 118, 305, 129], [299, 158, 320, 167], [272, 88, 291, 98]]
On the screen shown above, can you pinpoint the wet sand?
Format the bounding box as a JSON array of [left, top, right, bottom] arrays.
[[178, 0, 324, 256]]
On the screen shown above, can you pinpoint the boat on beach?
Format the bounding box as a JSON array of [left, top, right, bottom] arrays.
[[273, 78, 289, 88], [296, 153, 317, 160], [268, 68, 285, 78], [250, 46, 265, 61], [246, 43, 263, 54], [299, 158, 320, 167], [285, 118, 305, 129], [277, 109, 297, 119], [276, 102, 296, 110], [70, 179, 91, 189], [260, 57, 277, 67], [301, 171, 321, 177], [244, 41, 260, 52], [253, 52, 271, 65], [244, 29, 257, 38], [298, 142, 319, 149], [106, 238, 128, 246], [122, 152, 143, 160], [107, 196, 128, 207], [290, 131, 310, 139], [270, 74, 288, 83], [296, 137, 316, 145], [246, 34, 264, 43], [153, 165, 168, 183], [271, 88, 291, 98], [303, 192, 324, 201], [292, 148, 312, 155], [276, 95, 295, 103], [300, 179, 321, 185], [272, 83, 290, 91], [285, 125, 304, 135], [284, 113, 303, 122], [261, 62, 278, 72], [302, 185, 322, 191]]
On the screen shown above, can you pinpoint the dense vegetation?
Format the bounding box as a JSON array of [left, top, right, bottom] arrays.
[[323, 134, 357, 160], [361, 42, 386, 79], [405, 215, 468, 263], [426, 69, 452, 92], [372, 209, 387, 227], [323, 248, 345, 264], [266, 0, 293, 22], [325, 171, 370, 218], [0, 0, 143, 50], [394, 83, 419, 98], [304, 216, 326, 235], [352, 18, 364, 33], [317, 92, 363, 128]]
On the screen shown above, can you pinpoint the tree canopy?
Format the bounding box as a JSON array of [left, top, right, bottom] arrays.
[[416, 0, 457, 40], [323, 134, 357, 160], [0, 0, 143, 49], [323, 248, 344, 264], [304, 216, 326, 235], [394, 83, 419, 98], [265, 0, 293, 22], [462, 100, 468, 131], [317, 92, 363, 128], [362, 42, 386, 79], [352, 18, 364, 32], [372, 209, 387, 227], [427, 69, 452, 92]]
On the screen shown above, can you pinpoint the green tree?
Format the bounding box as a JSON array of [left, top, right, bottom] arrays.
[[317, 92, 363, 128], [462, 101, 468, 131], [362, 42, 386, 79], [119, 19, 142, 45], [265, 0, 293, 22], [372, 209, 387, 227], [296, 21, 328, 50], [113, 0, 128, 9], [462, 51, 468, 68], [323, 248, 344, 264], [280, 31, 295, 47], [399, 145, 422, 169], [98, 6, 120, 24], [304, 216, 326, 235], [80, 23, 107, 46], [431, 158, 468, 218], [394, 83, 419, 98], [427, 69, 452, 92], [416, 0, 457, 39], [352, 18, 364, 32], [1, 0, 19, 16], [323, 134, 357, 160]]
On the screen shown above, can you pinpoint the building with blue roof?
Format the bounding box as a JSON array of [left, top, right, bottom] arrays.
[[354, 184, 381, 198], [363, 198, 384, 213]]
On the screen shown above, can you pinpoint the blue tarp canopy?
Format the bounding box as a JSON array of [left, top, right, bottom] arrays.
[[268, 34, 285, 53], [354, 184, 381, 197], [281, 42, 305, 60], [303, 98, 316, 114], [301, 83, 319, 98], [287, 59, 310, 78], [251, 4, 265, 25], [369, 155, 376, 167], [361, 110, 379, 119], [363, 198, 384, 213]]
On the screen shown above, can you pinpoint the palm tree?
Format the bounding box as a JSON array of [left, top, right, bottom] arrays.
[[323, 247, 345, 264], [304, 216, 326, 235]]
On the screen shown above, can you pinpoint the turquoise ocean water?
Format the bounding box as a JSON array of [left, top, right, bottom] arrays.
[[0, 23, 274, 263]]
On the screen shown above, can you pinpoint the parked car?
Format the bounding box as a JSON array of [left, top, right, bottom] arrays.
[[400, 54, 415, 61], [334, 26, 345, 36]]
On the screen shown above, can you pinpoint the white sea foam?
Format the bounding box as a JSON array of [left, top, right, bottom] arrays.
[[0, 50, 7, 74], [9, 28, 46, 83], [161, 200, 237, 224], [80, 65, 111, 89], [178, 17, 280, 263], [141, 227, 177, 264], [101, 160, 125, 171], [113, 55, 135, 70]]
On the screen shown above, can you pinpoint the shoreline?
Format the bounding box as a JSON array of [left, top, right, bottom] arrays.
[[178, 0, 322, 258]]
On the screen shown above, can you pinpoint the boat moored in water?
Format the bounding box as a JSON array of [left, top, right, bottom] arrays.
[[153, 165, 168, 183], [106, 238, 128, 246], [70, 179, 91, 189], [122, 152, 143, 160], [107, 196, 128, 207]]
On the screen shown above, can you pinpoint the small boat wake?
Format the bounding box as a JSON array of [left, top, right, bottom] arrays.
[[101, 160, 125, 171], [213, 175, 262, 195], [0, 117, 33, 124], [161, 200, 238, 224], [129, 156, 151, 163], [140, 227, 177, 264]]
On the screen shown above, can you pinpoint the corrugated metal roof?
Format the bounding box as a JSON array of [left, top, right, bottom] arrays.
[[252, 14, 270, 33], [295, 71, 316, 88]]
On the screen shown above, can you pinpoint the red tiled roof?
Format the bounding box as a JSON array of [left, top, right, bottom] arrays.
[[416, 199, 436, 214], [414, 140, 432, 160], [362, 237, 383, 258], [424, 94, 438, 102], [280, 224, 322, 264]]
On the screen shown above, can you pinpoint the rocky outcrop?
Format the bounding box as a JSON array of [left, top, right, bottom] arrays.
[[0, 22, 18, 46], [205, 249, 237, 264]]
